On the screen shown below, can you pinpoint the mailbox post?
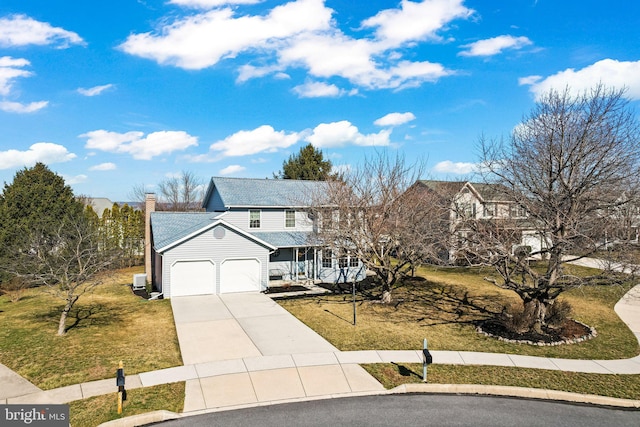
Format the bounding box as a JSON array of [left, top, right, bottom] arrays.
[[422, 338, 433, 382], [116, 361, 126, 414]]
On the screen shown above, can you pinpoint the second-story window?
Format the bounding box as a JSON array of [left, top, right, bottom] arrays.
[[285, 210, 296, 228], [249, 209, 261, 228]]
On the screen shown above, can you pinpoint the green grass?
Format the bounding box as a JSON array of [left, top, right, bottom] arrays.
[[69, 382, 185, 427], [0, 267, 183, 389], [278, 264, 639, 359], [362, 363, 640, 400]]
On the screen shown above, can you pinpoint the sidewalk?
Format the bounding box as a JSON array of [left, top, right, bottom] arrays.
[[2, 284, 639, 410]]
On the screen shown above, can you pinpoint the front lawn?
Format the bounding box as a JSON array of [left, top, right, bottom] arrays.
[[277, 265, 639, 360], [362, 364, 640, 400], [69, 382, 185, 427], [0, 267, 183, 390]]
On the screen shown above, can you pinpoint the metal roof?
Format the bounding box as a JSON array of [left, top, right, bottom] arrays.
[[206, 177, 328, 208]]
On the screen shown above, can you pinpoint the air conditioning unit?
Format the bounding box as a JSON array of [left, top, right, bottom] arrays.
[[133, 273, 147, 290]]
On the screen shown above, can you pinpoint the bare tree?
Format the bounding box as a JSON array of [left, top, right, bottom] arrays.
[[157, 171, 203, 211], [474, 85, 640, 334], [6, 213, 118, 335], [310, 153, 450, 303]]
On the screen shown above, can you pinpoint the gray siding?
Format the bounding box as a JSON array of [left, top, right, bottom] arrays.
[[221, 208, 313, 233], [204, 187, 226, 212], [161, 224, 270, 297]]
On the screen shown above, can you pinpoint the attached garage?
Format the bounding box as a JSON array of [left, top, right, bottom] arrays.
[[170, 260, 215, 297], [220, 259, 261, 293]]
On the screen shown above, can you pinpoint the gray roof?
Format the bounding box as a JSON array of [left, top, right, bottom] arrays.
[[151, 212, 221, 249], [206, 177, 328, 208], [86, 197, 114, 218], [250, 231, 319, 248]]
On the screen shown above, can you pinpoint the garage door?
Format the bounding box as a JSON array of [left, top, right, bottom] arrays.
[[170, 260, 215, 297], [220, 259, 261, 293]]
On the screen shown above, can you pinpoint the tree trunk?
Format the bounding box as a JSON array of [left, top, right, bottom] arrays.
[[57, 297, 77, 336], [523, 298, 548, 334], [381, 289, 392, 304]]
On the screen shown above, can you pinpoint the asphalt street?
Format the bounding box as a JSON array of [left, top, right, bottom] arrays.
[[157, 394, 640, 427]]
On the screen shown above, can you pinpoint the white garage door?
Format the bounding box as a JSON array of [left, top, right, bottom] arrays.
[[170, 260, 215, 297], [220, 259, 261, 293]]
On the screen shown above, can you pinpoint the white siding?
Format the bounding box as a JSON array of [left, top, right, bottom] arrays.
[[160, 224, 269, 297], [223, 208, 313, 233]]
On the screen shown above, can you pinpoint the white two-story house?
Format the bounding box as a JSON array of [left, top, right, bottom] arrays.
[[146, 177, 365, 297]]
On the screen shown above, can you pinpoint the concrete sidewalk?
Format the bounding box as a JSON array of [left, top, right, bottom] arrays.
[[0, 363, 41, 401], [3, 284, 640, 410]]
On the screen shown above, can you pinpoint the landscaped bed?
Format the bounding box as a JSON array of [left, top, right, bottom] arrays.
[[277, 264, 640, 360], [0, 266, 183, 390]]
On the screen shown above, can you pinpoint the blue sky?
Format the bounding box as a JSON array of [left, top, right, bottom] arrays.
[[1, 0, 639, 201]]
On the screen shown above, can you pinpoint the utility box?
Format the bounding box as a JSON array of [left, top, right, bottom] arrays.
[[133, 274, 147, 290]]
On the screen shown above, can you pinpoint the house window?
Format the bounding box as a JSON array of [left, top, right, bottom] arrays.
[[322, 249, 332, 268], [509, 205, 526, 218], [484, 203, 496, 217], [285, 210, 296, 228], [249, 210, 261, 228], [349, 255, 359, 267], [338, 255, 348, 268]]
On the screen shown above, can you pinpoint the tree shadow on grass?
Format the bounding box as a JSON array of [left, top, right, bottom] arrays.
[[38, 303, 124, 333], [357, 279, 504, 328]]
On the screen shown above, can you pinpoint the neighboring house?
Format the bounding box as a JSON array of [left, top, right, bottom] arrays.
[[414, 180, 547, 260], [146, 177, 365, 298], [85, 197, 114, 218]]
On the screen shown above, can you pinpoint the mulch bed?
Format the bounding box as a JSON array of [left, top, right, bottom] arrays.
[[131, 287, 150, 300], [477, 318, 594, 345]]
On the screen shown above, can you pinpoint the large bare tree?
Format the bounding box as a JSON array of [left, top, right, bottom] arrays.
[[130, 171, 203, 212], [475, 85, 640, 334], [310, 153, 450, 303]]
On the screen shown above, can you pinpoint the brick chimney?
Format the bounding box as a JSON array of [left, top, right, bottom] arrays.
[[144, 193, 156, 280]]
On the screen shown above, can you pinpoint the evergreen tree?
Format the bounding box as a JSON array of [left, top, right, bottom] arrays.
[[0, 163, 116, 335], [278, 144, 333, 180]]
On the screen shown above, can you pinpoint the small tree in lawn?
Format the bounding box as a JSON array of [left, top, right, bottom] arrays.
[[0, 163, 117, 335], [309, 153, 449, 303], [476, 85, 640, 335], [277, 143, 333, 180]]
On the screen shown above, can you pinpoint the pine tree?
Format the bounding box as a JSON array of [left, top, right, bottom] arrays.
[[278, 144, 333, 180]]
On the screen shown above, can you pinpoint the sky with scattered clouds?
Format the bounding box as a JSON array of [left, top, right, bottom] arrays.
[[0, 0, 639, 200]]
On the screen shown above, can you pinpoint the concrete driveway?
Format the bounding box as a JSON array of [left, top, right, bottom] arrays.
[[171, 292, 338, 365]]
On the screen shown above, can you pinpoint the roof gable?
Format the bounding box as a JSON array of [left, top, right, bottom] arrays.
[[203, 177, 328, 209], [150, 211, 276, 252]]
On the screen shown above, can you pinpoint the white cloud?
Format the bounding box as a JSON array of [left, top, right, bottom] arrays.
[[517, 75, 541, 86], [459, 35, 532, 57], [65, 174, 88, 185], [219, 164, 246, 175], [0, 14, 84, 48], [81, 130, 198, 160], [121, 0, 466, 91], [374, 112, 416, 127], [433, 160, 478, 174], [77, 84, 114, 96], [0, 100, 48, 113], [120, 0, 332, 70], [292, 81, 343, 98], [89, 162, 117, 171], [362, 0, 474, 45], [306, 120, 391, 148], [0, 56, 32, 96], [209, 125, 300, 157], [520, 59, 640, 100], [0, 142, 76, 170]]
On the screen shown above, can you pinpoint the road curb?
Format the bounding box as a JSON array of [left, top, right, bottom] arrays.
[[389, 383, 640, 408], [96, 410, 181, 427]]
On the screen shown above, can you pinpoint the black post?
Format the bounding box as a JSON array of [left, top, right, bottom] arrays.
[[352, 279, 356, 326]]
